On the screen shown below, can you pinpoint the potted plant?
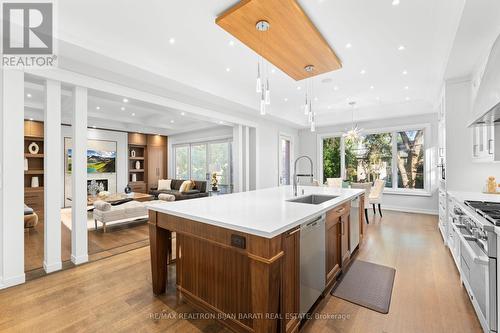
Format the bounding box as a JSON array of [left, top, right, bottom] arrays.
[[211, 172, 219, 191]]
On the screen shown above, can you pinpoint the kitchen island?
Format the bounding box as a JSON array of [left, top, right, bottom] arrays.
[[147, 186, 365, 333]]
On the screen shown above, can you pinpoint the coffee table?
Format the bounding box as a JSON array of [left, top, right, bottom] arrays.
[[87, 192, 153, 206]]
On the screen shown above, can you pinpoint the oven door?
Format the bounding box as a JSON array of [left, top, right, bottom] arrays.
[[489, 258, 497, 332], [460, 236, 490, 331]]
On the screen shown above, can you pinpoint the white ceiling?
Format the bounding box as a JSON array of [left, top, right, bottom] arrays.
[[57, 0, 467, 127], [24, 79, 228, 135]]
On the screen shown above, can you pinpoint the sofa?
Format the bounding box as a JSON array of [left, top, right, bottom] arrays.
[[149, 179, 208, 200]]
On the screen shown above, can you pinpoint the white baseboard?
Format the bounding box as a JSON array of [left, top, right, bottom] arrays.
[[43, 261, 62, 273], [381, 205, 438, 216], [0, 273, 26, 290], [71, 254, 89, 265]]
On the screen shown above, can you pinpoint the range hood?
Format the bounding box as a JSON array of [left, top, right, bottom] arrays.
[[470, 33, 500, 126]]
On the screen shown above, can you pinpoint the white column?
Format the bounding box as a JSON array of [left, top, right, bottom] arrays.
[[71, 86, 88, 265], [43, 80, 62, 273], [0, 69, 25, 289], [245, 126, 250, 192]]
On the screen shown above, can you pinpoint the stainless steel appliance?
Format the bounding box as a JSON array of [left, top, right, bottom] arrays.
[[465, 200, 500, 226], [299, 214, 326, 315], [349, 197, 360, 253], [451, 201, 497, 332]]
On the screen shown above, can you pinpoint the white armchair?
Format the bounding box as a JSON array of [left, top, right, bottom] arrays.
[[350, 182, 372, 224], [369, 179, 386, 217], [326, 177, 343, 188]]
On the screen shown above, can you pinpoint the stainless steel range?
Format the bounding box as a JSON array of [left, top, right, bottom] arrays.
[[451, 202, 498, 332], [465, 200, 500, 226]]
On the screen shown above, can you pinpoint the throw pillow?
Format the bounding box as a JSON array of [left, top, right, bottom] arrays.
[[158, 179, 172, 191], [179, 180, 195, 193], [93, 200, 112, 211]]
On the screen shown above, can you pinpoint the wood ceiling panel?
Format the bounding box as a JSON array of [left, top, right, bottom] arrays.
[[216, 0, 342, 81]]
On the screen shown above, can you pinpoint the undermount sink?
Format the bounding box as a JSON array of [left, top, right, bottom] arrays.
[[287, 194, 338, 205]]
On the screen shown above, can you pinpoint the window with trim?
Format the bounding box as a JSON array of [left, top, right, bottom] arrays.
[[173, 139, 233, 186], [320, 127, 428, 193]]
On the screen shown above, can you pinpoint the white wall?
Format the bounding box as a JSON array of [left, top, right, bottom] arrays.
[[167, 121, 299, 191], [61, 125, 128, 207], [167, 125, 233, 178], [256, 121, 299, 189], [445, 78, 500, 191], [298, 113, 440, 214]]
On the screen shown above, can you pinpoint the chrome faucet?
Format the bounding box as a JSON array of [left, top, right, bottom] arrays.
[[293, 155, 314, 196]]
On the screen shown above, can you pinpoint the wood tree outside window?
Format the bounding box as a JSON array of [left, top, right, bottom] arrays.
[[396, 130, 424, 189]]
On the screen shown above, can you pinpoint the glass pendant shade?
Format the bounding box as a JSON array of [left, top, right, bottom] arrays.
[[310, 121, 316, 132], [260, 93, 266, 115], [256, 77, 262, 93], [265, 81, 270, 105]]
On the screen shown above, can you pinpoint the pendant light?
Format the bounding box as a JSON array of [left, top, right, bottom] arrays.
[[256, 20, 270, 115], [303, 65, 316, 132], [344, 101, 362, 141]]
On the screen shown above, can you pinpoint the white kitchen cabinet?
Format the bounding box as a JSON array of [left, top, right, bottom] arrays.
[[472, 124, 499, 162]]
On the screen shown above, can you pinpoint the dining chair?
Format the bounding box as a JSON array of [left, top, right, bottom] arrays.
[[350, 182, 372, 224], [369, 179, 386, 217], [326, 177, 343, 188]]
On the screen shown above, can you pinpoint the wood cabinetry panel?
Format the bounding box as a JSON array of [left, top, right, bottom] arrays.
[[128, 133, 147, 145], [325, 209, 340, 287]]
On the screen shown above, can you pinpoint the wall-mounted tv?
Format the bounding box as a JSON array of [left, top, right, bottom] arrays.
[[65, 139, 116, 174]]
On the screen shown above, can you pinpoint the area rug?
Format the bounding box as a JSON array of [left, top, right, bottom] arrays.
[[331, 260, 396, 314]]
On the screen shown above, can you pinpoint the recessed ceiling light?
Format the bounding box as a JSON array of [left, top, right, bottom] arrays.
[[402, 70, 408, 75], [169, 37, 175, 44], [225, 67, 231, 72], [333, 86, 339, 91], [218, 121, 224, 124], [376, 97, 381, 101], [92, 125, 96, 129], [297, 86, 302, 90], [370, 85, 375, 90], [123, 98, 129, 103], [398, 45, 406, 51], [131, 113, 135, 116], [181, 112, 185, 116], [26, 93, 32, 98], [405, 97, 410, 101], [404, 86, 409, 90], [229, 40, 235, 46], [327, 105, 332, 110], [392, 0, 400, 5], [96, 106, 100, 110], [170, 120, 175, 123], [345, 43, 352, 49], [284, 98, 288, 102], [360, 69, 366, 75], [120, 106, 125, 111], [271, 68, 276, 74], [29, 118, 34, 121], [314, 97, 319, 101]]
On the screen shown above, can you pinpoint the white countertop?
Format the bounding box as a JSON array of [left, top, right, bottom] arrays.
[[147, 186, 364, 238]]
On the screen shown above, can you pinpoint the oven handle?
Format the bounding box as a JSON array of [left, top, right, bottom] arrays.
[[458, 233, 489, 265]]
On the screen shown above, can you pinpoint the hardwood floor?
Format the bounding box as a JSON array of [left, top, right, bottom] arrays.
[[24, 216, 149, 273], [6, 211, 481, 332]]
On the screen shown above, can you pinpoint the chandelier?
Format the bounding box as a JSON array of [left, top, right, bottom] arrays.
[[344, 101, 362, 141]]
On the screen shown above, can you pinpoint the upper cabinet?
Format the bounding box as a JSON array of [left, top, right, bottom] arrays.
[[472, 124, 500, 162], [471, 33, 500, 125]]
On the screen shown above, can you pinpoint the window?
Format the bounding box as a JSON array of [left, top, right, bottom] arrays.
[[322, 137, 341, 183], [396, 130, 424, 189], [173, 139, 232, 186], [190, 144, 207, 181], [320, 127, 428, 193], [174, 145, 189, 179], [345, 133, 392, 188]]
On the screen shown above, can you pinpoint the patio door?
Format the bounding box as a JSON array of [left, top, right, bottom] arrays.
[[279, 134, 292, 186]]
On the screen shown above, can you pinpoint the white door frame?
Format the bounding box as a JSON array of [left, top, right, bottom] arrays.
[[278, 133, 294, 186]]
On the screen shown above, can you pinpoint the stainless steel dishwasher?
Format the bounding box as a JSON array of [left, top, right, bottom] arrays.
[[299, 214, 326, 315]]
